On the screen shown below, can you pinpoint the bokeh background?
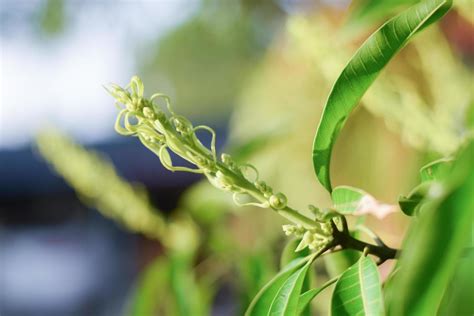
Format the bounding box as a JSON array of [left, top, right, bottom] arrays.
[[0, 0, 472, 315]]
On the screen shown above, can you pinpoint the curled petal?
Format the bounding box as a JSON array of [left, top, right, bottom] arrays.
[[232, 192, 269, 208], [240, 163, 259, 182], [159, 146, 203, 174], [193, 125, 217, 161], [150, 93, 173, 114], [115, 110, 135, 136]]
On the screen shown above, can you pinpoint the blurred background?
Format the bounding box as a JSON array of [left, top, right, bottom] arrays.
[[0, 0, 472, 315]]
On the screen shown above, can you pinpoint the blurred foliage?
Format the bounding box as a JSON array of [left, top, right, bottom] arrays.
[[138, 0, 283, 121], [36, 130, 167, 241], [37, 0, 66, 37]]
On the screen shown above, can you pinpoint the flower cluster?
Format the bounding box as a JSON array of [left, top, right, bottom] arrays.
[[106, 76, 290, 212], [282, 219, 333, 252]]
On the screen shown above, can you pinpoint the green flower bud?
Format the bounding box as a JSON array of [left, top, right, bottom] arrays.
[[269, 192, 287, 209]]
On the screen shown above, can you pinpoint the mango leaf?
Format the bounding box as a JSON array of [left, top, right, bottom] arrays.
[[399, 157, 453, 215], [332, 186, 396, 219], [297, 277, 339, 315], [398, 181, 432, 216], [245, 256, 311, 316], [386, 142, 474, 315], [312, 0, 453, 192], [130, 257, 170, 316], [419, 157, 453, 182], [349, 0, 418, 24], [331, 256, 384, 316], [267, 259, 314, 316]]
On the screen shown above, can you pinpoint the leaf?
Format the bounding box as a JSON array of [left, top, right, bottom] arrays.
[[332, 186, 396, 219], [297, 277, 339, 315], [312, 0, 453, 192], [419, 157, 453, 182], [398, 157, 453, 216], [398, 181, 432, 216], [130, 257, 170, 316], [280, 238, 311, 270], [331, 256, 384, 316], [245, 256, 311, 316], [267, 259, 313, 316], [386, 142, 474, 315]]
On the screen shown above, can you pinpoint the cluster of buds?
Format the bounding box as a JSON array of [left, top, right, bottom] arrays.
[[282, 219, 333, 252], [106, 76, 290, 212]]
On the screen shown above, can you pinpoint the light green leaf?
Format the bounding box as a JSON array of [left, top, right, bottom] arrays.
[[245, 256, 311, 316], [312, 0, 453, 192], [386, 142, 474, 315], [419, 157, 453, 182], [297, 277, 338, 315], [331, 186, 367, 214], [331, 256, 384, 316], [268, 259, 313, 316], [332, 186, 396, 219]]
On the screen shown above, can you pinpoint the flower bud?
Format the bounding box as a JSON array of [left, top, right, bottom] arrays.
[[269, 192, 287, 209]]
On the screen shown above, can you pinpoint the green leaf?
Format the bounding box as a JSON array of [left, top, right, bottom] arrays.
[[386, 142, 474, 315], [280, 238, 311, 270], [331, 256, 384, 316], [130, 257, 169, 316], [268, 259, 313, 316], [419, 157, 453, 182], [312, 0, 453, 192], [297, 277, 339, 315], [331, 186, 367, 214], [398, 181, 431, 216], [245, 256, 311, 316]]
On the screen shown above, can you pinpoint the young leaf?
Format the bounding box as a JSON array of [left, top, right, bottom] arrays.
[[267, 259, 313, 316], [312, 0, 453, 192], [386, 143, 474, 315], [331, 256, 384, 316], [297, 277, 339, 315], [332, 186, 396, 219], [398, 181, 432, 216], [245, 256, 311, 316], [419, 157, 453, 182]]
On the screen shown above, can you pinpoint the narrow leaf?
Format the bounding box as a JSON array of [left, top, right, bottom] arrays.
[[297, 277, 338, 315], [245, 256, 310, 316], [387, 143, 474, 315], [331, 256, 384, 316], [312, 0, 453, 192], [268, 259, 313, 315]]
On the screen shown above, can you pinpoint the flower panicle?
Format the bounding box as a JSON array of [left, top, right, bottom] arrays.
[[106, 76, 290, 212]]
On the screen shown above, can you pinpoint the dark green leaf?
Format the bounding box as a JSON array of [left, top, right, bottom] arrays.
[[386, 143, 474, 315], [268, 260, 313, 315], [130, 257, 169, 316], [398, 181, 431, 216], [312, 0, 453, 192], [331, 256, 384, 316], [245, 256, 311, 316], [297, 277, 338, 315]]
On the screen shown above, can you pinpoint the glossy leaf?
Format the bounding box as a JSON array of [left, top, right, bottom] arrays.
[[245, 256, 311, 316], [398, 181, 431, 216], [387, 143, 474, 315], [268, 259, 313, 316], [331, 256, 384, 316], [297, 277, 338, 315], [419, 157, 453, 182], [332, 186, 396, 219], [312, 0, 453, 192]]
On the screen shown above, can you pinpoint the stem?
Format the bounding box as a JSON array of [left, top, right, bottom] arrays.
[[330, 220, 399, 263]]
